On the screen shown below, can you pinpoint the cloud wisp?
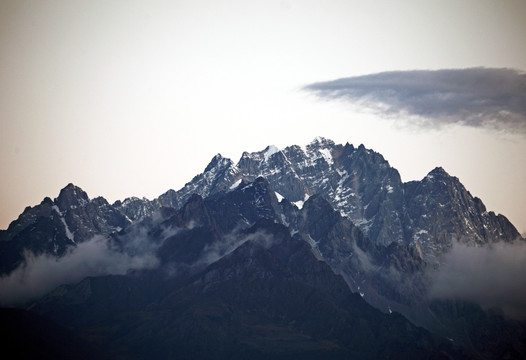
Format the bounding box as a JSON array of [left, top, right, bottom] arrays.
[[0, 219, 281, 306], [0, 213, 184, 306], [304, 68, 526, 132], [194, 229, 279, 268], [0, 235, 160, 306], [428, 240, 526, 320]]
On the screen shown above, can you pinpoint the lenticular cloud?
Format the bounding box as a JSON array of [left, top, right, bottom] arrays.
[[304, 67, 526, 133]]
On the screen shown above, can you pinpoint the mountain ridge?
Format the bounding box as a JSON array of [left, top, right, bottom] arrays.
[[2, 137, 520, 274], [1, 137, 524, 359]]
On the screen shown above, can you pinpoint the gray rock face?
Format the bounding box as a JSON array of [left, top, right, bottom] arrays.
[[2, 154, 524, 358], [403, 167, 520, 264], [155, 137, 408, 247], [30, 185, 463, 360], [52, 185, 130, 243], [160, 154, 241, 210], [2, 137, 520, 278], [112, 196, 157, 222], [280, 193, 428, 318], [166, 137, 520, 265], [0, 184, 130, 274], [126, 137, 521, 345], [234, 138, 414, 248]]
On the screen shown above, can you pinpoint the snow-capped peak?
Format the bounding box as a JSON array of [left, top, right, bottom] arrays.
[[264, 145, 280, 162], [204, 153, 233, 172], [319, 148, 333, 165], [229, 178, 243, 191], [308, 136, 335, 149]]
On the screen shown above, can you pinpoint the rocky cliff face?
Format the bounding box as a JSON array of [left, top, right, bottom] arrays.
[[2, 137, 524, 359], [2, 137, 520, 308], [403, 167, 519, 264], [30, 184, 463, 360], [140, 137, 520, 263], [0, 184, 129, 274]]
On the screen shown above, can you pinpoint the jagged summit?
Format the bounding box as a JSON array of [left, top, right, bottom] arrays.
[[0, 183, 129, 274], [59, 183, 86, 194], [425, 166, 450, 179], [204, 153, 233, 172], [2, 137, 524, 359], [55, 183, 89, 211], [306, 136, 335, 149], [4, 137, 521, 269], [238, 144, 282, 164], [140, 137, 519, 255]]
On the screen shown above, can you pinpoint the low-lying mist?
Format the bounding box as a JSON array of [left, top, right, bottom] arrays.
[[0, 217, 282, 307], [0, 234, 160, 306], [428, 240, 526, 320]]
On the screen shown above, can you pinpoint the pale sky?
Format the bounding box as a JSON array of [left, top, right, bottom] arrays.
[[1, 0, 525, 233]]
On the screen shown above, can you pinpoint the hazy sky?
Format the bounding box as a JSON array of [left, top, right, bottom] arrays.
[[1, 0, 525, 233]]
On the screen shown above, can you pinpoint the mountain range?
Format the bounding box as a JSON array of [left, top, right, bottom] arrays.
[[1, 137, 524, 359]]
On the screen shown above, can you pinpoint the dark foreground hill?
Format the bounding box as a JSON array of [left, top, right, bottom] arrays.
[[31, 217, 464, 359], [0, 307, 105, 360]]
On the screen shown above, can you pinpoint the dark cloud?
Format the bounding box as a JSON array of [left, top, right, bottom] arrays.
[[304, 68, 526, 132], [428, 241, 526, 320]]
